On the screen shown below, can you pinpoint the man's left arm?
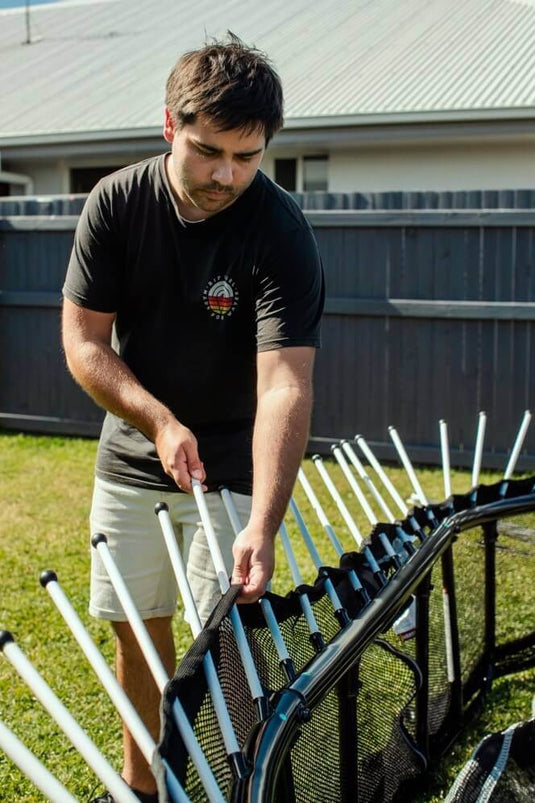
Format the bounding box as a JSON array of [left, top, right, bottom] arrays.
[[231, 345, 315, 602]]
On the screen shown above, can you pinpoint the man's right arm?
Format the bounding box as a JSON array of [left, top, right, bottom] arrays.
[[62, 298, 205, 491]]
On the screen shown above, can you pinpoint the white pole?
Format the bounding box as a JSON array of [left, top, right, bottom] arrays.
[[388, 426, 428, 506], [190, 481, 266, 713], [439, 419, 452, 499], [311, 455, 363, 547], [154, 505, 242, 759], [297, 468, 344, 556], [355, 435, 409, 516], [278, 522, 324, 646], [40, 572, 188, 802], [0, 633, 138, 803], [340, 441, 396, 522], [331, 445, 378, 525], [0, 718, 77, 803], [91, 536, 224, 803], [504, 410, 532, 480], [297, 468, 370, 600], [218, 490, 295, 675], [311, 455, 385, 580], [288, 498, 348, 623], [472, 411, 487, 489], [41, 573, 156, 766]]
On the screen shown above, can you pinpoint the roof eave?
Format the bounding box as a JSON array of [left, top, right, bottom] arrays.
[[1, 107, 534, 150]]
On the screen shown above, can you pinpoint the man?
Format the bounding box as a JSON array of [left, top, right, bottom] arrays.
[[62, 34, 324, 802]]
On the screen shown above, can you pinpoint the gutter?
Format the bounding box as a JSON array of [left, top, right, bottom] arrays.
[[0, 107, 534, 149]]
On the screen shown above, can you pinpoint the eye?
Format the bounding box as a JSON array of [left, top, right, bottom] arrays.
[[195, 144, 217, 158]]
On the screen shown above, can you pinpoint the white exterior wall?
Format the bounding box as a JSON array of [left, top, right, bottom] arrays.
[[4, 136, 535, 196], [328, 139, 535, 193]]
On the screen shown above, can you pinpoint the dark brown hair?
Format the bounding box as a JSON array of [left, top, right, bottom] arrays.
[[165, 32, 283, 144]]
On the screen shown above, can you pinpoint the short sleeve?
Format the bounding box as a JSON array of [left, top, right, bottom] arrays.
[[63, 180, 122, 313], [255, 224, 325, 352]]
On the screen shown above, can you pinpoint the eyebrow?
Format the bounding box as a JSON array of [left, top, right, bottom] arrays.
[[191, 137, 264, 157]]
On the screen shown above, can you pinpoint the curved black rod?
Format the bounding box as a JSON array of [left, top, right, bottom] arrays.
[[233, 491, 535, 803]]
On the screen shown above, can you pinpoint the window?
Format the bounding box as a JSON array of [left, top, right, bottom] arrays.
[[70, 166, 124, 193], [274, 159, 297, 192], [303, 156, 328, 192], [274, 156, 329, 192]]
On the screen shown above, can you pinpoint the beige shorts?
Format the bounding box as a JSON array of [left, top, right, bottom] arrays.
[[89, 477, 252, 624]]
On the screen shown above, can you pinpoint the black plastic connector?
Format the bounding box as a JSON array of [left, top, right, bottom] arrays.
[[91, 532, 108, 548], [280, 657, 297, 683], [255, 695, 271, 723], [0, 631, 14, 651], [39, 569, 58, 587], [309, 631, 326, 653], [228, 751, 251, 780], [154, 501, 168, 514]]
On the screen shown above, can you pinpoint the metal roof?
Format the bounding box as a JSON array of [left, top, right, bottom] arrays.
[[1, 0, 534, 143]]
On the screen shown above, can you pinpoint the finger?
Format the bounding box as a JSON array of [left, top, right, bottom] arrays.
[[183, 441, 206, 484], [236, 566, 268, 604]]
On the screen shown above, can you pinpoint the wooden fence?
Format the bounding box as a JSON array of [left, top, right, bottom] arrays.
[[1, 206, 534, 468]]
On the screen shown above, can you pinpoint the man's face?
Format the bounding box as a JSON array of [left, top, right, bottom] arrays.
[[163, 108, 266, 220]]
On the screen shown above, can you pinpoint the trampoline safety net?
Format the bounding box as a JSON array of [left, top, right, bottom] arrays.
[[158, 477, 535, 802]]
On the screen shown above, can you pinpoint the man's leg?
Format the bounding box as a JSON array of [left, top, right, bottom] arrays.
[[113, 617, 175, 794], [89, 478, 180, 798]]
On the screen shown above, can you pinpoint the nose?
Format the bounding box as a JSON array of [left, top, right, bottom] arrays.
[[211, 159, 233, 187]]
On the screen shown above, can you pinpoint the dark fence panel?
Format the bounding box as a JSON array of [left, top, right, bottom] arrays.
[[1, 208, 534, 468], [2, 188, 535, 216], [0, 217, 103, 436], [307, 210, 535, 468]]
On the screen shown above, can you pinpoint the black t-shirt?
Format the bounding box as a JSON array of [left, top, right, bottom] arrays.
[[63, 155, 324, 494]]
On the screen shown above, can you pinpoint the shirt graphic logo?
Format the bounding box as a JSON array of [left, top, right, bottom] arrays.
[[203, 276, 239, 320]]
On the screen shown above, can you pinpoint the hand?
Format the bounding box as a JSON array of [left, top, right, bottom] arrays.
[[231, 527, 275, 603], [154, 418, 207, 492]]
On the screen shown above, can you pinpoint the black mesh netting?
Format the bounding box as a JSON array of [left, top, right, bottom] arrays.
[[444, 719, 535, 802], [156, 477, 535, 802]]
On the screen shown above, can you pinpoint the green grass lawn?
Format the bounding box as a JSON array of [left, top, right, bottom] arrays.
[[0, 432, 534, 801]]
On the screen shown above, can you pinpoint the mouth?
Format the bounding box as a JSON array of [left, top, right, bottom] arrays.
[[202, 188, 233, 199]]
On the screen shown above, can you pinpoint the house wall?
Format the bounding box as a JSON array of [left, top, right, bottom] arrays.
[[328, 139, 535, 193], [4, 136, 535, 195]]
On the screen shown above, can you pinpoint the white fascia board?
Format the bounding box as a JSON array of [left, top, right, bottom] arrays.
[[283, 107, 535, 129], [0, 127, 161, 148], [1, 106, 534, 152]]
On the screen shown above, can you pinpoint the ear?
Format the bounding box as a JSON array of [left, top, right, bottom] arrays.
[[163, 107, 177, 144]]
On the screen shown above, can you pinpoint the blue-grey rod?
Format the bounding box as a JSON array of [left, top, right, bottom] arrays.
[[0, 631, 139, 803], [338, 441, 416, 556], [331, 444, 412, 563], [288, 497, 350, 627], [191, 480, 270, 721], [219, 488, 296, 682], [155, 502, 249, 777], [297, 467, 370, 603], [339, 441, 396, 522], [355, 435, 409, 516], [279, 520, 325, 652], [354, 435, 426, 538], [311, 454, 386, 583], [0, 717, 77, 803], [39, 571, 188, 803], [91, 534, 224, 803]]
